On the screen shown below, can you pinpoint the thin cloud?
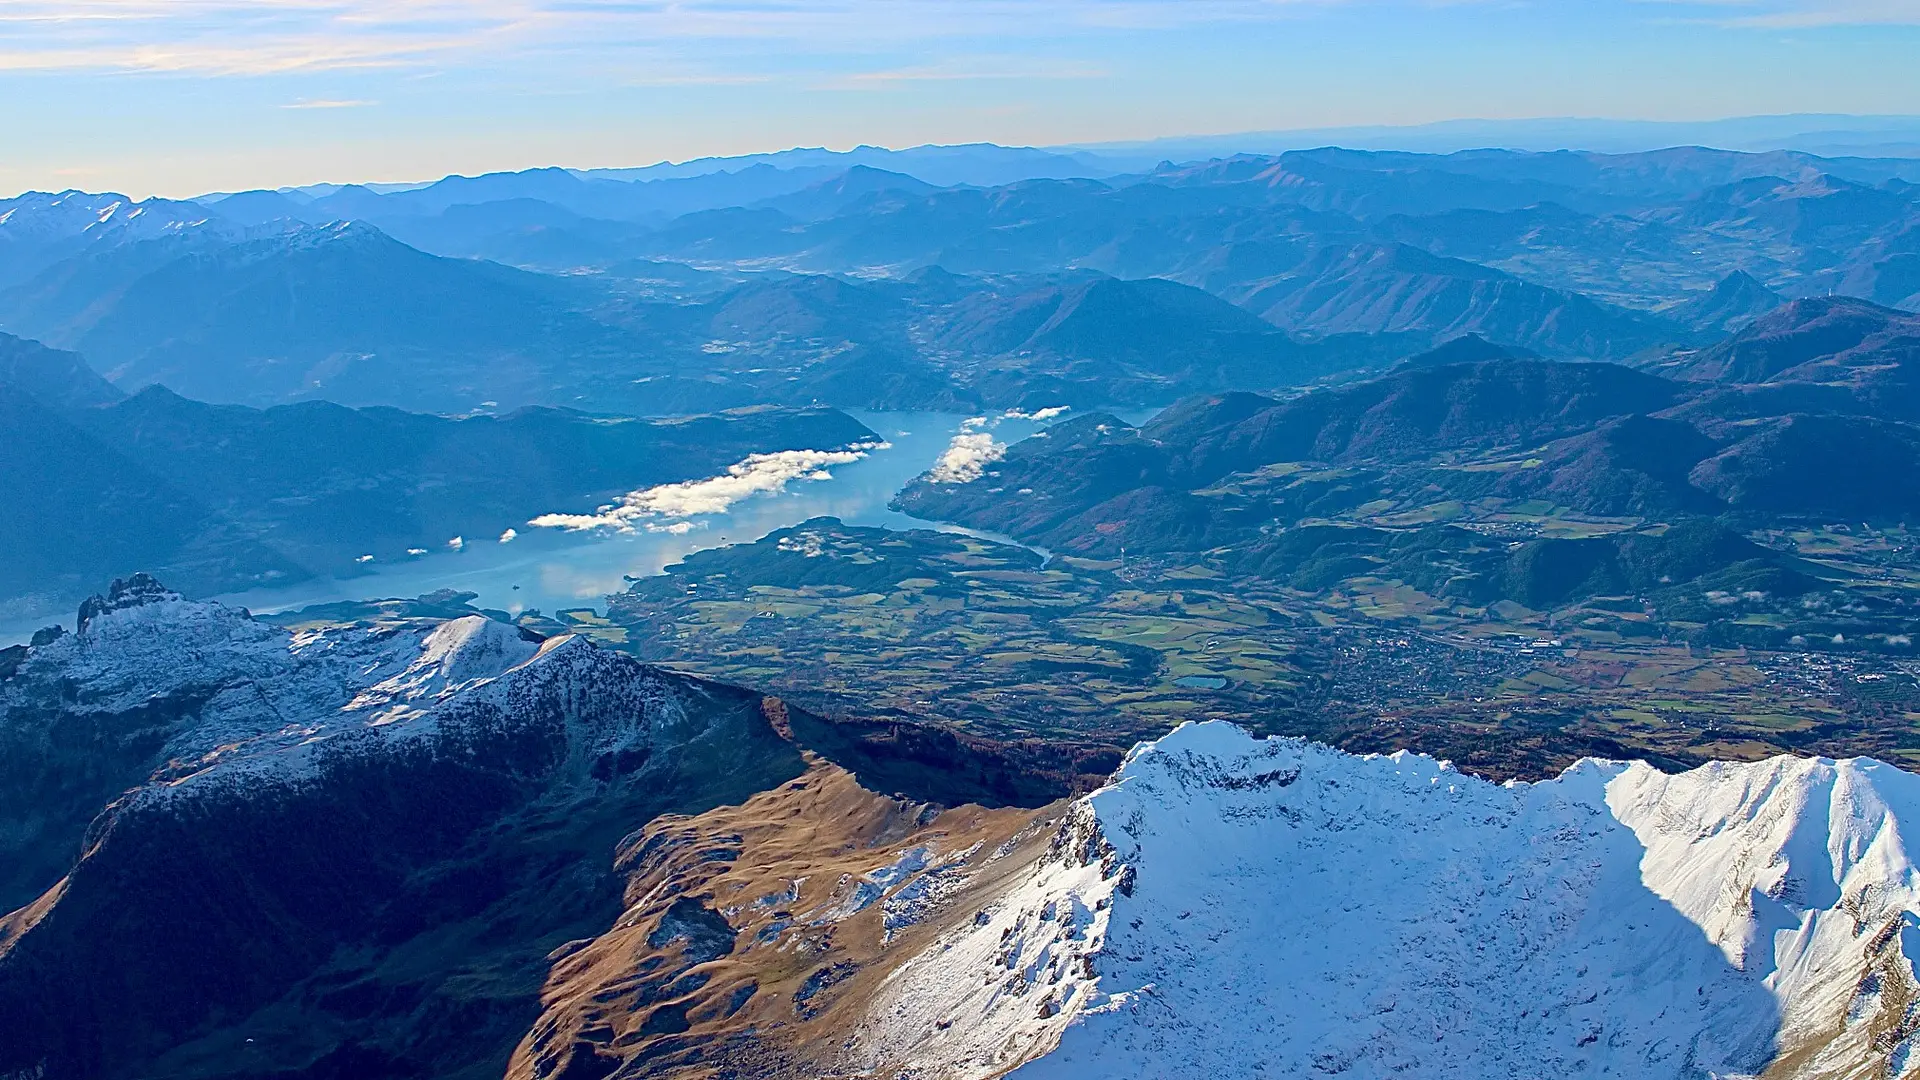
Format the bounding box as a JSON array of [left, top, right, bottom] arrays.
[[283, 97, 378, 108], [819, 59, 1107, 91], [0, 0, 1384, 77], [1648, 0, 1920, 27]]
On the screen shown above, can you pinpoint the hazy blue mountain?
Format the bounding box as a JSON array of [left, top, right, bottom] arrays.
[[924, 274, 1415, 402], [13, 145, 1920, 419], [0, 383, 875, 611], [1661, 296, 1920, 386], [0, 385, 295, 614], [896, 335, 1920, 575], [1688, 412, 1920, 519], [755, 166, 938, 221], [0, 191, 227, 289], [0, 230, 257, 342], [1148, 151, 1606, 217], [1825, 253, 1920, 311], [1392, 333, 1540, 369], [0, 332, 121, 408], [1369, 202, 1655, 263], [576, 142, 1119, 187], [1225, 243, 1685, 358], [894, 358, 1693, 549], [1143, 358, 1687, 471], [1073, 116, 1920, 166], [1, 222, 636, 411], [1654, 173, 1916, 253], [609, 146, 1920, 309], [1666, 271, 1788, 333]]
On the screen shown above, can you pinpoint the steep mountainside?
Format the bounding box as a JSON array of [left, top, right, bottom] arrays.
[[850, 722, 1920, 1080], [0, 582, 819, 1080], [891, 350, 1917, 644], [0, 223, 629, 411], [1226, 242, 1685, 359], [0, 387, 288, 618], [1663, 296, 1920, 386], [928, 275, 1420, 403], [893, 358, 1689, 548], [0, 191, 229, 289], [1144, 357, 1686, 470], [897, 337, 1920, 550], [0, 331, 123, 407], [9, 149, 1916, 418], [1827, 251, 1920, 312], [1667, 269, 1788, 332], [0, 389, 875, 611]]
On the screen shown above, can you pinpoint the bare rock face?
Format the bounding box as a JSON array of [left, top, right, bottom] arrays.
[[74, 573, 180, 632]]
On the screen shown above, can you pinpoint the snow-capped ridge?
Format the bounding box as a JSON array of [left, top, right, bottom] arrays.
[[861, 721, 1920, 1080], [346, 614, 545, 719], [75, 572, 184, 632], [3, 584, 677, 806]]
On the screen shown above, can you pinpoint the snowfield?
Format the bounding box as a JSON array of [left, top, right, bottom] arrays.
[[861, 721, 1920, 1080]]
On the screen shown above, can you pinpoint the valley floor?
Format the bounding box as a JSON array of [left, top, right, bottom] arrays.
[[573, 519, 1920, 780]]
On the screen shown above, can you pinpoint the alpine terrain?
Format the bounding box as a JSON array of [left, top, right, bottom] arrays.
[[5, 580, 1920, 1079]]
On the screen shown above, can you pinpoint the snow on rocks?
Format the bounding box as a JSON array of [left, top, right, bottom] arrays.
[[346, 615, 543, 723], [3, 591, 611, 802], [858, 721, 1920, 1080]]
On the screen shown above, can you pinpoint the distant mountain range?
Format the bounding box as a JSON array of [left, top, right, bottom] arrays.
[[1074, 113, 1920, 164], [896, 297, 1920, 642], [4, 144, 1919, 418]]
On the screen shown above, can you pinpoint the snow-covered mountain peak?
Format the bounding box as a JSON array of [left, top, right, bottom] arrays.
[[1, 579, 766, 824], [0, 190, 220, 244], [5, 585, 565, 781], [860, 721, 1920, 1080], [345, 614, 544, 719], [17, 583, 291, 719]]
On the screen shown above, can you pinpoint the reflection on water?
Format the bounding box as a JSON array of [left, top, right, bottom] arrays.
[[212, 412, 1016, 619], [1, 408, 1153, 644]]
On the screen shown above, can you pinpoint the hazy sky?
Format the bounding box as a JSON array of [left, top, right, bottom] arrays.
[[5, 0, 1920, 197]]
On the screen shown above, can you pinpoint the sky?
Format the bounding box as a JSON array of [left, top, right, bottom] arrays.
[[3, 0, 1920, 197]]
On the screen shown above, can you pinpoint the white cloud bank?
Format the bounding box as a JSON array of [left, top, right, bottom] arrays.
[[927, 430, 1006, 484], [924, 406, 1069, 484], [1003, 405, 1070, 421], [529, 442, 886, 532]]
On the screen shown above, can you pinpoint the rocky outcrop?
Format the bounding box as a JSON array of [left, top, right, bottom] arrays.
[[74, 573, 179, 631], [14, 588, 1920, 1080]]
